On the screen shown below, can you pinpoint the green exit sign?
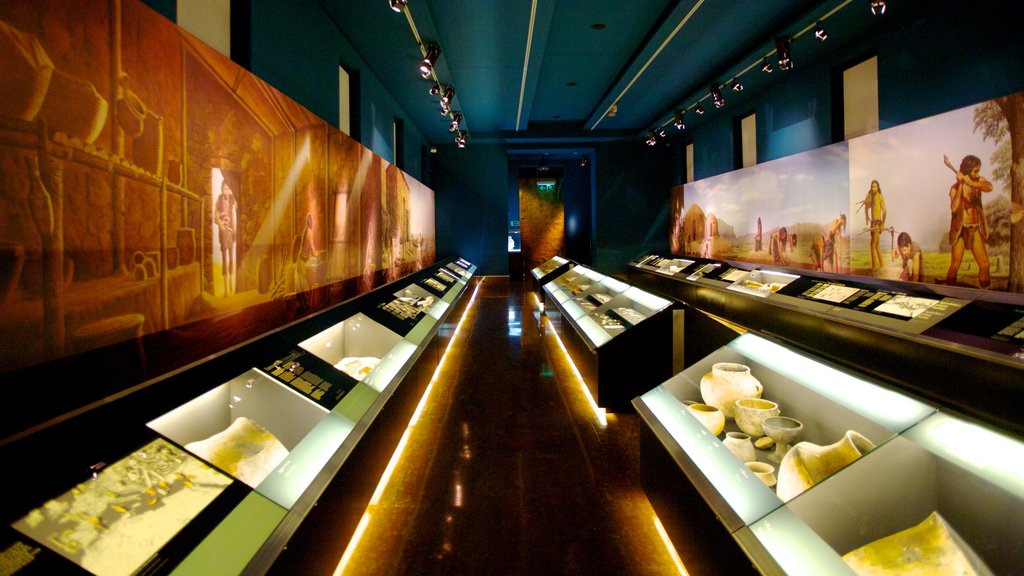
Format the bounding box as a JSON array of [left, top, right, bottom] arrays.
[[537, 180, 555, 192]]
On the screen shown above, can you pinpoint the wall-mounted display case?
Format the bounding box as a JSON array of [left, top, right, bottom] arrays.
[[626, 253, 1024, 438], [542, 264, 672, 412], [635, 332, 1024, 576], [0, 257, 477, 576]]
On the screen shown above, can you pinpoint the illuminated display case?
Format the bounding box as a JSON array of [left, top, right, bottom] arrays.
[[0, 257, 477, 575], [634, 332, 1024, 576], [542, 265, 673, 412], [626, 253, 1024, 437], [529, 255, 575, 296]]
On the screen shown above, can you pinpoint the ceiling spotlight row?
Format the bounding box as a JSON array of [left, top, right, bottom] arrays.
[[644, 0, 885, 146], [392, 2, 469, 148]]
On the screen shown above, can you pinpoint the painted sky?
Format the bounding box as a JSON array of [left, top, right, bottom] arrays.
[[849, 102, 1004, 250], [686, 141, 850, 237]]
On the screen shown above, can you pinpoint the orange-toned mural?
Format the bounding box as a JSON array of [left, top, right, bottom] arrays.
[[0, 0, 435, 383]]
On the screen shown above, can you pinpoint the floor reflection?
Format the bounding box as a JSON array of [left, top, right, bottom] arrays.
[[340, 277, 686, 575]]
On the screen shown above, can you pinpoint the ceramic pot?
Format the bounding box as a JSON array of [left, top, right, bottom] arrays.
[[776, 430, 875, 502], [762, 416, 803, 464], [133, 110, 163, 175], [0, 21, 53, 121], [723, 431, 757, 463], [734, 397, 780, 437], [842, 511, 994, 576], [700, 362, 762, 418], [686, 403, 725, 436], [0, 242, 26, 306], [746, 461, 776, 488], [40, 68, 108, 144], [117, 88, 146, 137]]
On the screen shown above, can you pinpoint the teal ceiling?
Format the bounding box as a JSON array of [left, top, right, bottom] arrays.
[[320, 0, 890, 146]]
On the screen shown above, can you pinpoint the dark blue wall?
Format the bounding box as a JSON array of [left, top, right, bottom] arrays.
[[679, 0, 1024, 182], [430, 143, 510, 275]]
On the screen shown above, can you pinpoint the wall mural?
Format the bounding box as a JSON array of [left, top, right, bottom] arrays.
[[671, 93, 1024, 295], [0, 0, 436, 381]]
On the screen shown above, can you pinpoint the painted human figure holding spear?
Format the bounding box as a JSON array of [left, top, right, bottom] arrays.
[[944, 154, 993, 288], [862, 180, 887, 270]]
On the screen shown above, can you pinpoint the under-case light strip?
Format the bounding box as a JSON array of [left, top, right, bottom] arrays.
[[653, 515, 689, 575], [547, 316, 607, 427], [332, 512, 372, 576], [333, 276, 484, 575]]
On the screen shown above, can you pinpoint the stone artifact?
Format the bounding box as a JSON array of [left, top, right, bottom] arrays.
[[776, 430, 874, 501], [700, 362, 763, 418]]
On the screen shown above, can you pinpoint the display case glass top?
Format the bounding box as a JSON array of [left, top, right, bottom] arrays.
[[11, 437, 240, 576], [546, 266, 671, 346], [725, 268, 801, 298], [532, 255, 571, 279]]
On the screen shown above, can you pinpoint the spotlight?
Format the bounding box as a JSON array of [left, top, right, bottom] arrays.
[[420, 43, 440, 78], [580, 156, 588, 167], [814, 21, 828, 41], [658, 127, 666, 137], [441, 85, 455, 104], [730, 79, 743, 92], [389, 0, 407, 12], [710, 85, 725, 108], [428, 84, 441, 97], [673, 109, 685, 130], [761, 57, 773, 73], [449, 112, 463, 132], [776, 37, 793, 70], [695, 103, 704, 115], [455, 130, 468, 148], [869, 0, 886, 15], [440, 100, 450, 115], [646, 132, 657, 146]]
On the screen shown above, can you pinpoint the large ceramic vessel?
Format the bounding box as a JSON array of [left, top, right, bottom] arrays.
[[700, 362, 762, 418], [776, 430, 874, 501], [842, 510, 994, 576]]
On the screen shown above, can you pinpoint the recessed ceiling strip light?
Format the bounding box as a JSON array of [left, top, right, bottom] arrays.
[[589, 0, 706, 130], [516, 0, 539, 132]]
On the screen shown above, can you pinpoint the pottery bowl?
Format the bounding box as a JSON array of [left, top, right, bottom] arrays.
[[686, 403, 725, 436], [734, 397, 780, 437]]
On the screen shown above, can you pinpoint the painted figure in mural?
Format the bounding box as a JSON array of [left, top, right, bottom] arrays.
[[814, 213, 846, 272], [215, 179, 237, 296], [700, 213, 718, 258], [769, 227, 790, 266], [754, 217, 763, 252], [862, 180, 887, 270], [892, 231, 924, 282], [944, 154, 993, 288]]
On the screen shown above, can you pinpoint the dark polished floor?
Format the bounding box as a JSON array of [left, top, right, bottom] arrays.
[[340, 277, 685, 575]]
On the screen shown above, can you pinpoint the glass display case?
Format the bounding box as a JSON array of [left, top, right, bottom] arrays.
[[0, 257, 477, 575], [542, 265, 673, 412], [529, 255, 575, 296], [635, 332, 1024, 575], [625, 253, 1024, 439]]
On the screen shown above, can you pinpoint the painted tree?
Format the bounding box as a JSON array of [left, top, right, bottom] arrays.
[[974, 94, 1024, 291]]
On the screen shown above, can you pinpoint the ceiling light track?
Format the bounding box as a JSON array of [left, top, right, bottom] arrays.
[[391, 1, 469, 148], [644, 0, 860, 146]]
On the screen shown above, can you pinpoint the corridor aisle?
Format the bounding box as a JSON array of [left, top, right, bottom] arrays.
[[341, 276, 685, 575]]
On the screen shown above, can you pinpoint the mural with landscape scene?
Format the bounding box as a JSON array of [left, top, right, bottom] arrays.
[[671, 92, 1024, 295], [0, 0, 436, 378]]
